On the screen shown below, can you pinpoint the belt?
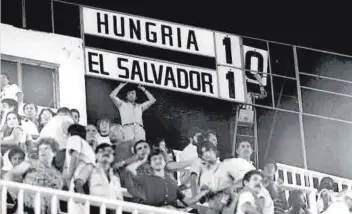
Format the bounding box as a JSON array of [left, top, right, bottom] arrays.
[[123, 123, 143, 128]]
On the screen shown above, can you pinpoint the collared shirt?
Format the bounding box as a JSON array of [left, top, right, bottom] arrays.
[[118, 102, 143, 126], [66, 136, 96, 166], [0, 84, 22, 101], [90, 167, 123, 201], [22, 119, 39, 137], [236, 190, 261, 214]]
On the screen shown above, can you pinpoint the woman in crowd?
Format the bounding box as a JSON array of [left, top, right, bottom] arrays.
[[4, 137, 63, 214], [38, 108, 55, 132], [317, 177, 335, 213], [1, 111, 27, 170]]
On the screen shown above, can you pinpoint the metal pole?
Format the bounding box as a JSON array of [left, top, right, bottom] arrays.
[[293, 46, 308, 170]]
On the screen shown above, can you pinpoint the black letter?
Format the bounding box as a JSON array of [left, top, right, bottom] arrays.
[[113, 16, 125, 36], [131, 60, 143, 81], [143, 62, 154, 83], [189, 70, 201, 91], [145, 22, 157, 43], [151, 64, 163, 84], [129, 19, 141, 40], [187, 30, 199, 51], [201, 73, 214, 94], [177, 27, 182, 48], [161, 25, 173, 46], [176, 68, 189, 89], [88, 52, 100, 74], [117, 58, 129, 79], [99, 54, 109, 75], [245, 51, 264, 72], [164, 67, 177, 87], [97, 12, 109, 34]]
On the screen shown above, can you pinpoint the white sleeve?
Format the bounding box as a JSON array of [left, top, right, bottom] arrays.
[[189, 158, 201, 175], [66, 136, 82, 153], [13, 84, 22, 94], [237, 192, 256, 212]]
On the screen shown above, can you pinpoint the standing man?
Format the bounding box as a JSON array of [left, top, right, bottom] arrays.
[[22, 103, 39, 139], [0, 74, 23, 103], [109, 82, 156, 144]]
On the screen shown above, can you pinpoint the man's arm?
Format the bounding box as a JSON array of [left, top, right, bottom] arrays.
[[180, 189, 210, 206], [138, 85, 156, 111], [109, 83, 127, 108], [241, 202, 263, 214], [4, 161, 31, 181], [64, 150, 79, 186], [165, 159, 196, 171], [113, 155, 138, 170], [190, 173, 199, 197]]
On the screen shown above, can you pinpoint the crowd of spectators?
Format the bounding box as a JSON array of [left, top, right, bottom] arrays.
[[1, 74, 352, 214]]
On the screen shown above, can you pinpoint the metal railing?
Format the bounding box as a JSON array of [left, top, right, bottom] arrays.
[[0, 180, 189, 214]]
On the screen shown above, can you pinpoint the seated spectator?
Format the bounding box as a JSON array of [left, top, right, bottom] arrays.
[[4, 138, 63, 214], [70, 108, 80, 123], [125, 140, 153, 176], [97, 117, 111, 145], [22, 103, 39, 139], [124, 148, 209, 210], [2, 147, 25, 178], [0, 98, 19, 129], [322, 191, 352, 214], [262, 162, 288, 214], [0, 73, 23, 103], [1, 112, 27, 171], [87, 143, 124, 214], [286, 190, 311, 214], [38, 108, 55, 132], [39, 107, 75, 150], [317, 177, 335, 213], [235, 170, 263, 214], [86, 124, 99, 150]]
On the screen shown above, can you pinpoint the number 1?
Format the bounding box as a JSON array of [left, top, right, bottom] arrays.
[[226, 71, 236, 99], [223, 37, 232, 64]]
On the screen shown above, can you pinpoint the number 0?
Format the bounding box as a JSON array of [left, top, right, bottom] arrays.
[[226, 71, 236, 99]]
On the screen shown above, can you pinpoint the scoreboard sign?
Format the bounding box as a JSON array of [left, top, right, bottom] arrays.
[[82, 7, 268, 104]]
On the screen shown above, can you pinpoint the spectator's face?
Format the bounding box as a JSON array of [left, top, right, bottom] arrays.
[[40, 110, 53, 125], [99, 121, 110, 135], [207, 133, 218, 145], [72, 112, 79, 123], [236, 141, 253, 158], [38, 144, 55, 163], [0, 74, 9, 86], [263, 163, 276, 177], [109, 125, 124, 142], [86, 125, 98, 143], [135, 142, 150, 159], [150, 154, 166, 171], [158, 140, 167, 151], [126, 90, 137, 102], [24, 104, 37, 119], [192, 132, 202, 145], [10, 153, 25, 166], [245, 174, 263, 194], [6, 113, 19, 128], [200, 147, 217, 164], [297, 194, 307, 208], [2, 102, 14, 112], [97, 148, 114, 166]]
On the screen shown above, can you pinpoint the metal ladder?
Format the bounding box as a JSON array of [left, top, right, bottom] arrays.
[[232, 99, 259, 168]]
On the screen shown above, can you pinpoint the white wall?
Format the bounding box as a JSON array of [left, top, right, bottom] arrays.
[[0, 24, 87, 125]]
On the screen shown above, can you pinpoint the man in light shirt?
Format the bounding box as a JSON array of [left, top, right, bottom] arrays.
[[322, 191, 352, 214], [96, 117, 112, 145], [109, 82, 156, 144], [39, 107, 75, 150], [0, 74, 23, 103], [22, 103, 39, 139]]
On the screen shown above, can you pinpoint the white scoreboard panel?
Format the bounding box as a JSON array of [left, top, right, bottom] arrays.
[[83, 7, 268, 104]]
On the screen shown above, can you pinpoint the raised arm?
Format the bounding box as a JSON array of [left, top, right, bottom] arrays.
[[109, 82, 127, 108], [138, 85, 156, 111], [165, 158, 197, 171], [4, 161, 31, 181]]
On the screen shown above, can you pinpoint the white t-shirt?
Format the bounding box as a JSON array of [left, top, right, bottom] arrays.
[[39, 115, 74, 149], [258, 187, 274, 214], [236, 191, 258, 214], [0, 84, 22, 101], [322, 201, 350, 214], [199, 160, 234, 190], [66, 136, 96, 166], [223, 157, 256, 181], [21, 119, 39, 137], [118, 102, 143, 126], [97, 135, 111, 145]]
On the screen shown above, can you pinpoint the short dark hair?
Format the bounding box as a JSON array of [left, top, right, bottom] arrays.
[[242, 170, 263, 186], [38, 108, 55, 123], [288, 190, 304, 207], [23, 103, 38, 113], [147, 148, 165, 163], [36, 137, 60, 153], [197, 139, 218, 158], [57, 107, 71, 115], [68, 124, 86, 139], [1, 98, 18, 112], [95, 143, 112, 153], [97, 117, 112, 129], [70, 109, 80, 118], [318, 177, 335, 191], [8, 147, 25, 160], [133, 140, 149, 153]]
